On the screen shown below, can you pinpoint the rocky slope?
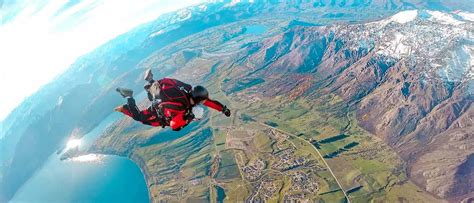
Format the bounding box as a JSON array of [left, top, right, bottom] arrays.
[[229, 9, 473, 200]]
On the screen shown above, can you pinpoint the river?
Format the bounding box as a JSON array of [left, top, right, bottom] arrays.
[[10, 113, 149, 203]]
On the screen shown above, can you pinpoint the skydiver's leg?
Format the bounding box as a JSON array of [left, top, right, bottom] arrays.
[[114, 97, 138, 119], [115, 97, 164, 127], [114, 87, 142, 120], [125, 97, 142, 119], [115, 87, 163, 127], [115, 87, 143, 121]]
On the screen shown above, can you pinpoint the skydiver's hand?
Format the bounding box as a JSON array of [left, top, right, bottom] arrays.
[[222, 106, 231, 117]]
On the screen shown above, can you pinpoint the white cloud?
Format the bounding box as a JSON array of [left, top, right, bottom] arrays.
[[0, 0, 203, 121]]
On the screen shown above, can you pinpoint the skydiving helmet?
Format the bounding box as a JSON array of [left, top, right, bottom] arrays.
[[191, 85, 209, 103]]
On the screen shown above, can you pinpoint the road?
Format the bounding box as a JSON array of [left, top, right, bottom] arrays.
[[210, 70, 350, 202], [259, 122, 351, 203]]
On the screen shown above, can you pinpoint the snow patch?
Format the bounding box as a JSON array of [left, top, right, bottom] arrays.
[[458, 12, 474, 22], [377, 32, 411, 59], [427, 10, 464, 25], [438, 43, 474, 82], [466, 44, 474, 80], [389, 10, 418, 24], [394, 33, 411, 56]]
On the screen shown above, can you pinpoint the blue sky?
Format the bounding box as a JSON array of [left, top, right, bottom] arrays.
[[0, 0, 204, 121]]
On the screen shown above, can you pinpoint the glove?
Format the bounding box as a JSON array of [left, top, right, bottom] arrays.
[[222, 106, 231, 117]]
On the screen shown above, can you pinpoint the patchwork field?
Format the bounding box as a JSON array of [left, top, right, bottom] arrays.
[[88, 12, 448, 202]]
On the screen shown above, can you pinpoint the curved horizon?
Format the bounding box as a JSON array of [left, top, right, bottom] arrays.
[[0, 0, 204, 122]]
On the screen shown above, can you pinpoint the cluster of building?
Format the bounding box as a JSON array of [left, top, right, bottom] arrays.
[[289, 171, 319, 193], [259, 181, 279, 200], [239, 128, 325, 201], [243, 158, 266, 181], [283, 193, 307, 202], [265, 129, 289, 141], [272, 148, 307, 171]]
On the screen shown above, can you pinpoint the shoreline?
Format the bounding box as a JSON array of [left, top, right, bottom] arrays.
[[87, 147, 153, 203]]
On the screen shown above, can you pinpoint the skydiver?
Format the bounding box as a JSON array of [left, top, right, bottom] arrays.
[[114, 69, 231, 131]]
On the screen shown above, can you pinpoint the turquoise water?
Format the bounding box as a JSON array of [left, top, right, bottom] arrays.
[[244, 24, 267, 35], [215, 185, 226, 202], [10, 114, 149, 203]]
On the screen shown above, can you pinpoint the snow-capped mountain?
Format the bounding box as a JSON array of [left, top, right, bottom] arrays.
[[342, 10, 473, 84], [1, 1, 473, 202], [226, 8, 473, 200]]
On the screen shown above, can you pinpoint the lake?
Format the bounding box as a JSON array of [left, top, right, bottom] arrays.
[[10, 113, 149, 203]]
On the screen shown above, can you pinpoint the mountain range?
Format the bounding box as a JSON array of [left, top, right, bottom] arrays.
[[0, 1, 473, 202]]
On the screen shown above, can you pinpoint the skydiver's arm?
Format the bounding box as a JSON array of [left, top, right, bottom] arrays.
[[203, 99, 231, 117], [202, 99, 224, 112]]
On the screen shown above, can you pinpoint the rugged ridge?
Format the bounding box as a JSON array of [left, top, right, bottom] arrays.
[[1, 1, 473, 202], [234, 10, 473, 200]]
